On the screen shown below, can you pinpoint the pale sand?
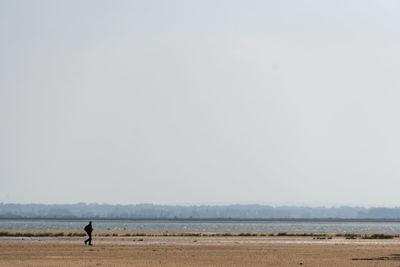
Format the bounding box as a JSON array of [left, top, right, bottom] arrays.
[[1, 230, 400, 266]]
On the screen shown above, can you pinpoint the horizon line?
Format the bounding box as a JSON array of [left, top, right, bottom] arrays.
[[1, 202, 400, 208]]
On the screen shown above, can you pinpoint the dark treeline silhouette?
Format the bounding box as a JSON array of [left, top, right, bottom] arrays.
[[1, 203, 400, 219]]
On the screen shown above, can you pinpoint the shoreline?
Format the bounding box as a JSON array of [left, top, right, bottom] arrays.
[[1, 229, 400, 245]]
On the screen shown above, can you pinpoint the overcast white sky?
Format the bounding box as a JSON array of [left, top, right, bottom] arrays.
[[1, 1, 400, 206]]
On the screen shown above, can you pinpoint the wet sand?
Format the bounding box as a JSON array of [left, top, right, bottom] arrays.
[[1, 230, 400, 266]]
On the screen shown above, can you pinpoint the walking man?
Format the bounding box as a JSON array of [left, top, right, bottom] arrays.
[[84, 221, 93, 245]]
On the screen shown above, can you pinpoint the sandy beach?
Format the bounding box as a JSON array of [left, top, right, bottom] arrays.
[[1, 230, 400, 266]]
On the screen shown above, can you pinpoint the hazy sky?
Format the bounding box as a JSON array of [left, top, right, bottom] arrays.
[[1, 1, 400, 206]]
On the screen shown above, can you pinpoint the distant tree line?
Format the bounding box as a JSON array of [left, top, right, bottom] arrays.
[[1, 203, 400, 219]]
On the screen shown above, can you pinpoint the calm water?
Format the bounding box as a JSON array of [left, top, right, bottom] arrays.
[[1, 219, 400, 232]]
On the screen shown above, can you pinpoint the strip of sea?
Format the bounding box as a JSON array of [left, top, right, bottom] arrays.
[[1, 218, 400, 232]]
